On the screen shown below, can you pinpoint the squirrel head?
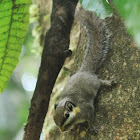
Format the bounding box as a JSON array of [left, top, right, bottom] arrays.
[[53, 72, 97, 132], [53, 99, 81, 132], [53, 98, 94, 132]]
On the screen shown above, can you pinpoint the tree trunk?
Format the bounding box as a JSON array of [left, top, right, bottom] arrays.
[[23, 0, 78, 139], [44, 10, 140, 140]]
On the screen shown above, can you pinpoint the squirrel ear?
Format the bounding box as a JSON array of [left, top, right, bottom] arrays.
[[65, 101, 76, 111]]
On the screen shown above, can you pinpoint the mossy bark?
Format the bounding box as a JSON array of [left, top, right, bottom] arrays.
[[45, 11, 140, 140]]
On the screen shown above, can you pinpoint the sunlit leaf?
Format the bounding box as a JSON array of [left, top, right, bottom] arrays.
[[0, 0, 31, 93], [80, 0, 113, 19]]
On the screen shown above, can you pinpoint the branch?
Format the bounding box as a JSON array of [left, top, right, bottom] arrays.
[[23, 0, 78, 140]]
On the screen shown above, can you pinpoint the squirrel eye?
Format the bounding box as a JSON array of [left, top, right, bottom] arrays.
[[65, 112, 69, 119], [54, 104, 58, 110]]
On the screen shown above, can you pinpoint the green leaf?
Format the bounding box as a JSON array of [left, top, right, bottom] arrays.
[[113, 0, 140, 47], [80, 0, 113, 19], [0, 0, 31, 93]]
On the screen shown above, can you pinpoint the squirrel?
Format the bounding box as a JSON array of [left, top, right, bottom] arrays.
[[53, 7, 113, 132]]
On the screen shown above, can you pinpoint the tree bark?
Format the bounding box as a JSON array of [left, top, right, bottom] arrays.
[[44, 10, 140, 140], [23, 0, 78, 140]]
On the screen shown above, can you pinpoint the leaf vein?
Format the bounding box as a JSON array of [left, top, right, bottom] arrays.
[[0, 1, 15, 73]]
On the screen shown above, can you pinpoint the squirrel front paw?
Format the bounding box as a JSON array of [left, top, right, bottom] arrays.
[[99, 76, 117, 86]]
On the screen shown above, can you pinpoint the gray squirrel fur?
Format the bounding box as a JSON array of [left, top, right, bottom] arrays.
[[53, 7, 112, 132]]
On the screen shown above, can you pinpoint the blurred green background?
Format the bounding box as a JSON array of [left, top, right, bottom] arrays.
[[0, 23, 41, 140]]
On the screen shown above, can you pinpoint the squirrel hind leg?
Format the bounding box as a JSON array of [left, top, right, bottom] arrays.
[[99, 76, 117, 86]]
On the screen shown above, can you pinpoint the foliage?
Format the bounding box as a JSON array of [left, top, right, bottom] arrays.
[[0, 0, 31, 93]]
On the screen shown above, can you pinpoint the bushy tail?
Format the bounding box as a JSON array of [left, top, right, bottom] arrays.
[[75, 8, 111, 74]]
